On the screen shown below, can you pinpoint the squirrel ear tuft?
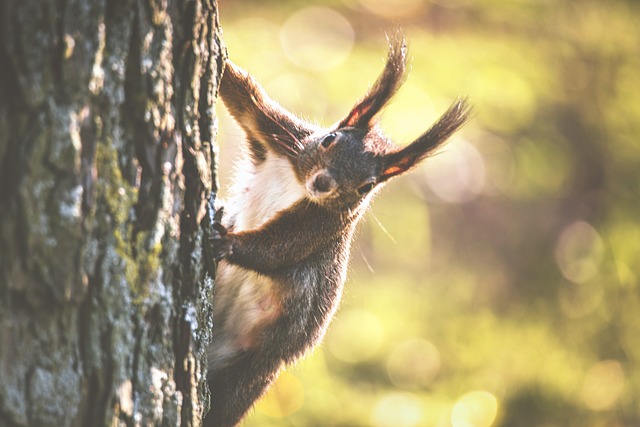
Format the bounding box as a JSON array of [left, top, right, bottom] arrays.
[[339, 33, 408, 129], [380, 98, 472, 181], [219, 60, 316, 157]]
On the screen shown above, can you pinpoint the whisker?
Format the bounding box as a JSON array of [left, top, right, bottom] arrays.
[[359, 250, 375, 273], [369, 210, 397, 244], [270, 134, 298, 156], [255, 103, 305, 156]]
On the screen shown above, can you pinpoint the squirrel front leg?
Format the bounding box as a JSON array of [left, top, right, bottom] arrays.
[[211, 201, 346, 274]]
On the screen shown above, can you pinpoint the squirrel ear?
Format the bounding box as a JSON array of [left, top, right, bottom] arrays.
[[339, 33, 408, 129], [219, 60, 317, 158], [380, 98, 472, 181]]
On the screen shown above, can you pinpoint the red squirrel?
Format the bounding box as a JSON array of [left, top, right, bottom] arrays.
[[204, 34, 470, 427]]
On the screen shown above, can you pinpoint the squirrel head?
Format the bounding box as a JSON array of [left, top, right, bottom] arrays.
[[219, 33, 471, 213]]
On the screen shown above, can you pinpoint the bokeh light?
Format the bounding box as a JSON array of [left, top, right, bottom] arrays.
[[386, 338, 441, 389], [558, 279, 604, 318], [451, 391, 498, 427], [422, 139, 485, 203], [580, 360, 626, 411], [372, 392, 424, 427], [555, 221, 605, 284], [279, 7, 354, 71]]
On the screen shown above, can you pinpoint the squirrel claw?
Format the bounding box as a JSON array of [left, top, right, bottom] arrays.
[[204, 196, 232, 263], [210, 221, 232, 261], [212, 221, 228, 236]]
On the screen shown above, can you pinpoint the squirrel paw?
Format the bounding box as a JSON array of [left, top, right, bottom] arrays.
[[210, 220, 232, 261]]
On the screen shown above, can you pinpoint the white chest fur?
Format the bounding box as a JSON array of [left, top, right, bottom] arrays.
[[225, 153, 306, 232], [210, 153, 307, 367]]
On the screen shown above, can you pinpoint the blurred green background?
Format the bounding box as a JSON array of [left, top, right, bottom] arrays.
[[215, 0, 640, 426]]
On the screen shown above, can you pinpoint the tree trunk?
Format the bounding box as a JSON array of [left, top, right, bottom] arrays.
[[0, 0, 224, 425]]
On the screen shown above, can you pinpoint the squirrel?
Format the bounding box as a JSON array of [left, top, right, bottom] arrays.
[[203, 34, 471, 427]]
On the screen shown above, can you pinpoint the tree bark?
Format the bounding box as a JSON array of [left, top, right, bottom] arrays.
[[0, 0, 224, 425]]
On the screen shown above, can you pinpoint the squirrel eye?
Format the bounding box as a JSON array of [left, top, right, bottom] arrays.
[[357, 181, 376, 195], [320, 133, 337, 148]]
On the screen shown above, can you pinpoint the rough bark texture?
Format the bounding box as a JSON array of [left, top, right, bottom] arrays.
[[0, 0, 224, 425]]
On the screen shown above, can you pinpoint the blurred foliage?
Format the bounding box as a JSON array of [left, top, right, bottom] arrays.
[[215, 0, 640, 426]]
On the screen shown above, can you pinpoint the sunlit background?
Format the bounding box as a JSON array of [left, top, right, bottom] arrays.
[[215, 0, 640, 426]]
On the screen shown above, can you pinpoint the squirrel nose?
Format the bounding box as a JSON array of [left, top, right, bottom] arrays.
[[311, 172, 337, 195]]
